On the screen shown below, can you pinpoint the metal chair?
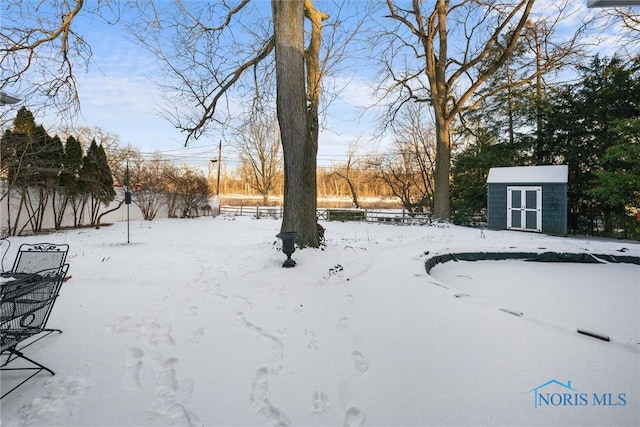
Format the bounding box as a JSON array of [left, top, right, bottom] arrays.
[[1, 264, 69, 398], [9, 243, 69, 276]]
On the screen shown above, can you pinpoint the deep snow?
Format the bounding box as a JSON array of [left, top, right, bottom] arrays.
[[0, 215, 638, 426]]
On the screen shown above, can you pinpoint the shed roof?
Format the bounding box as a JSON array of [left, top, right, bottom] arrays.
[[486, 165, 568, 184]]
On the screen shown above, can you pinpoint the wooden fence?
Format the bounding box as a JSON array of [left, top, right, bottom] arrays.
[[218, 205, 432, 224]]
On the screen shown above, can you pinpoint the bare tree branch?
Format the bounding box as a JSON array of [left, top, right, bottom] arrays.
[[0, 1, 120, 120], [378, 0, 599, 219]]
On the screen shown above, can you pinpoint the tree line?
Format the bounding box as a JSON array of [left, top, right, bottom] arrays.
[[452, 56, 640, 239], [0, 108, 214, 236], [3, 53, 639, 240], [2, 1, 639, 243], [1, 108, 115, 235], [229, 54, 640, 240]]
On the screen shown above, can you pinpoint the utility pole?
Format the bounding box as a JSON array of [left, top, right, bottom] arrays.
[[216, 141, 222, 196], [210, 141, 223, 216]]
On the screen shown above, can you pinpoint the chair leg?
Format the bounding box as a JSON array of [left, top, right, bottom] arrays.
[[1, 348, 55, 399], [6, 348, 55, 375], [1, 368, 46, 399]]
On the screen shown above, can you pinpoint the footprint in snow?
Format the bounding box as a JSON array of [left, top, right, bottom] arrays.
[[312, 391, 330, 413], [250, 367, 270, 405], [250, 367, 292, 427], [343, 406, 365, 427], [189, 327, 204, 344], [337, 317, 349, 330], [351, 351, 369, 374], [156, 357, 179, 399], [123, 346, 144, 389], [165, 403, 194, 427]]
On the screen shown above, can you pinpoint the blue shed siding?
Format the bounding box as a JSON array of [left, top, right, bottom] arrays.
[[541, 183, 567, 235], [487, 184, 508, 230], [487, 182, 567, 235]]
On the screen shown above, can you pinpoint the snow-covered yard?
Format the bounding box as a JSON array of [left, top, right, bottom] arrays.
[[1, 216, 638, 426]]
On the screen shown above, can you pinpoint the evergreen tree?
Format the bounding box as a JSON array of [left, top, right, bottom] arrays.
[[61, 135, 85, 226], [96, 143, 115, 202], [1, 107, 64, 233], [2, 107, 37, 186], [588, 119, 640, 238], [39, 132, 65, 230], [12, 107, 37, 134], [60, 136, 83, 190], [545, 56, 640, 235], [81, 140, 115, 225], [451, 126, 526, 225]]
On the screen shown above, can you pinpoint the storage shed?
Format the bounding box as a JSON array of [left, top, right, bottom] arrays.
[[487, 165, 568, 235]]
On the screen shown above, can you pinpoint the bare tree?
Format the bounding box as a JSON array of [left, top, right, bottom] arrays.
[[617, 10, 640, 33], [394, 102, 437, 209], [234, 109, 282, 204], [0, 1, 120, 120], [74, 127, 122, 158], [161, 163, 181, 218], [127, 0, 372, 247], [2, 0, 373, 248], [166, 165, 211, 218], [369, 103, 436, 213], [109, 149, 167, 221], [602, 7, 640, 57], [330, 137, 366, 208], [368, 153, 423, 214], [128, 155, 165, 220], [380, 0, 591, 220], [273, 0, 319, 246]]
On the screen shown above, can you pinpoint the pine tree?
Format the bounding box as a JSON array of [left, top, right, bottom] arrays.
[[545, 56, 640, 235], [1, 107, 63, 233], [81, 140, 115, 226], [60, 136, 84, 218]]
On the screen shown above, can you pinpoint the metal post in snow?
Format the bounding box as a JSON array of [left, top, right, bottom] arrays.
[[125, 160, 130, 244]]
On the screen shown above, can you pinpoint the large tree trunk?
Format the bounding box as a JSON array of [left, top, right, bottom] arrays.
[[272, 0, 319, 248], [433, 119, 451, 219], [388, 0, 537, 221], [430, 0, 451, 220]]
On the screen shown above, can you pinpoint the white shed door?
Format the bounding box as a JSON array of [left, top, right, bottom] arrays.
[[507, 186, 542, 232]]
